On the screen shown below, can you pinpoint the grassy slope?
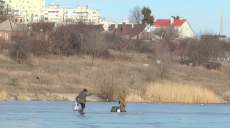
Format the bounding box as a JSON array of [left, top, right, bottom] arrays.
[[0, 50, 230, 101]]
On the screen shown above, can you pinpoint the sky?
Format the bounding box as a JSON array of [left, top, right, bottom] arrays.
[[46, 0, 230, 37]]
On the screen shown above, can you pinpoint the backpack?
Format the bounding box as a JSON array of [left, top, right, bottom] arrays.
[[111, 106, 120, 112]]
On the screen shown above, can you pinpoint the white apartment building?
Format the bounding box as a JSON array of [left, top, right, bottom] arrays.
[[100, 18, 117, 31], [120, 20, 131, 24], [100, 19, 131, 31], [2, 0, 100, 25], [4, 0, 46, 24], [45, 4, 100, 25]]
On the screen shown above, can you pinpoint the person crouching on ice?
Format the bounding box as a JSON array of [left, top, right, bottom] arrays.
[[76, 89, 93, 113], [119, 87, 126, 112]]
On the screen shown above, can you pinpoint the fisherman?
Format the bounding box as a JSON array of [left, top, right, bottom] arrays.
[[118, 87, 126, 112], [76, 89, 93, 113]]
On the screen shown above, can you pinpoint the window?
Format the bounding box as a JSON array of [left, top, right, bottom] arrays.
[[5, 33, 9, 40]]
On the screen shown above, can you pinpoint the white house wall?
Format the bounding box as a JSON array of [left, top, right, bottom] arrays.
[[180, 21, 194, 38]]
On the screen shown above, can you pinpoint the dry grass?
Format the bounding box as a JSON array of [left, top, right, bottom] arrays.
[[16, 93, 27, 101], [127, 81, 222, 103], [223, 91, 230, 97], [55, 96, 69, 101], [0, 90, 11, 101], [126, 93, 145, 102], [0, 49, 230, 102]]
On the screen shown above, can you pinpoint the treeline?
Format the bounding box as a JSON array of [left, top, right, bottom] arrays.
[[1, 22, 230, 69], [0, 22, 151, 65], [153, 27, 230, 70]]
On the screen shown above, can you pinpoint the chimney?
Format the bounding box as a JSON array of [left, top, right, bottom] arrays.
[[132, 24, 134, 28], [115, 23, 118, 29], [170, 16, 174, 24], [122, 22, 126, 34]]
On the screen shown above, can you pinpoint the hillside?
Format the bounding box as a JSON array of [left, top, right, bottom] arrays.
[[0, 49, 230, 102]]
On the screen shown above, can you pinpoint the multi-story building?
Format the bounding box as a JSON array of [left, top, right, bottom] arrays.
[[76, 5, 100, 25], [100, 19, 132, 31], [0, 0, 100, 25], [3, 0, 45, 24], [0, 0, 5, 14], [100, 18, 117, 31], [120, 20, 131, 24], [2, 0, 100, 25], [44, 4, 100, 25], [44, 4, 63, 24]]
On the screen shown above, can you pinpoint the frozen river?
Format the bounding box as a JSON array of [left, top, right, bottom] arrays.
[[0, 101, 229, 128]]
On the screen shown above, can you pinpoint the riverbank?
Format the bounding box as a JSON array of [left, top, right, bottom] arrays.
[[1, 91, 228, 103], [2, 92, 103, 102], [0, 50, 230, 103]]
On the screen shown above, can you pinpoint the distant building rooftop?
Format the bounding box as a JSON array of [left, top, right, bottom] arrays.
[[153, 19, 186, 26]]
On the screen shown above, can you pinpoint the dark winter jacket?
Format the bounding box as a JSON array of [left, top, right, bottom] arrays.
[[76, 90, 92, 103]]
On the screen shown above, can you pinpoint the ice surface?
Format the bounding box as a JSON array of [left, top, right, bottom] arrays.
[[0, 101, 229, 128]]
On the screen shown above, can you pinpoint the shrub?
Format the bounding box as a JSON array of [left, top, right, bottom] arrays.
[[16, 93, 26, 101], [0, 90, 11, 101], [223, 91, 230, 97], [126, 81, 222, 103], [98, 69, 119, 101], [10, 78, 19, 86], [203, 62, 221, 70]]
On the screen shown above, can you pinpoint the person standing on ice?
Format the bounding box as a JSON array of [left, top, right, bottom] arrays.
[[76, 89, 93, 113], [119, 87, 126, 112]]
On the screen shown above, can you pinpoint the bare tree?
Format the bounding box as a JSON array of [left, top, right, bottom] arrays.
[[140, 31, 155, 41], [153, 42, 172, 81], [154, 25, 180, 40], [128, 6, 142, 24], [105, 32, 128, 51], [154, 25, 180, 53], [81, 29, 108, 66], [200, 33, 222, 61], [178, 31, 225, 69], [176, 38, 191, 65], [8, 33, 32, 63], [49, 22, 89, 55]]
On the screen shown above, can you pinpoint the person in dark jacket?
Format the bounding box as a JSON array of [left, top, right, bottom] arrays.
[[119, 87, 126, 112], [76, 89, 93, 112]]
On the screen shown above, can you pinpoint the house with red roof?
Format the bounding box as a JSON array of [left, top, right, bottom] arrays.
[[153, 16, 195, 38]]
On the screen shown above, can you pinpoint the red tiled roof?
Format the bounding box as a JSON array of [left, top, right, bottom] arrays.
[[153, 19, 186, 26]]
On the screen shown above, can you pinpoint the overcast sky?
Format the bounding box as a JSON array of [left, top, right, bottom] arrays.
[[46, 0, 230, 36]]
